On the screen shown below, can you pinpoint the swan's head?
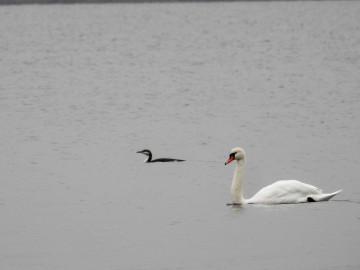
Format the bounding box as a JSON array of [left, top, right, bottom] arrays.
[[136, 149, 151, 156], [225, 147, 246, 165]]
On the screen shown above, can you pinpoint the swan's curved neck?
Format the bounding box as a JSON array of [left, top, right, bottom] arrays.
[[231, 159, 246, 204]]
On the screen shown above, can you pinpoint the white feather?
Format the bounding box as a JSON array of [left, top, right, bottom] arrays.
[[226, 147, 342, 205]]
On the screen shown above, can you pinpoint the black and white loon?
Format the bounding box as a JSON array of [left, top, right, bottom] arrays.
[[136, 149, 185, 163]]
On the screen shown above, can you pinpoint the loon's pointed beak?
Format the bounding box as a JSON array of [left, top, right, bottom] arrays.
[[225, 156, 235, 165], [136, 150, 143, 154]]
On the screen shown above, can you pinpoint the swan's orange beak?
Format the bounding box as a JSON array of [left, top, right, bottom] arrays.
[[225, 156, 235, 165]]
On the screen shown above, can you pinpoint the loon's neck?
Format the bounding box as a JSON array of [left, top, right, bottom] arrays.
[[145, 152, 152, 163]]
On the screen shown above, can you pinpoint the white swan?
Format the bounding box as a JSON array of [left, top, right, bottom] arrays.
[[225, 147, 342, 205]]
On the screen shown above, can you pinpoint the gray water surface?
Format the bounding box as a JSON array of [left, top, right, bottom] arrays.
[[1, 2, 360, 270]]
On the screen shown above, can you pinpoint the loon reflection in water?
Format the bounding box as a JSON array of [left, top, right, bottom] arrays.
[[136, 149, 185, 163]]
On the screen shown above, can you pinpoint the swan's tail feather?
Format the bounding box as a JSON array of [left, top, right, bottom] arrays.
[[313, 189, 342, 202]]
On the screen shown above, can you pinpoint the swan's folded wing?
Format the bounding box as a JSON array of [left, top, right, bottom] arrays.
[[247, 180, 323, 204]]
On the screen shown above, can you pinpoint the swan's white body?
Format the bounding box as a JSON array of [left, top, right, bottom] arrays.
[[226, 147, 342, 205]]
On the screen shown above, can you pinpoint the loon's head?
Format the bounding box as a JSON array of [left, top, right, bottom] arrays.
[[136, 149, 151, 156], [136, 149, 152, 162]]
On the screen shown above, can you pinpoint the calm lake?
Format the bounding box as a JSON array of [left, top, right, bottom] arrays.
[[1, 1, 360, 269]]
